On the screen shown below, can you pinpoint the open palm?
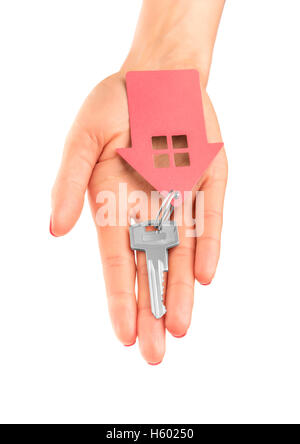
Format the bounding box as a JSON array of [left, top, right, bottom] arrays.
[[51, 72, 228, 364]]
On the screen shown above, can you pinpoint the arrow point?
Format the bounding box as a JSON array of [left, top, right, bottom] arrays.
[[116, 147, 132, 159], [208, 142, 224, 155]]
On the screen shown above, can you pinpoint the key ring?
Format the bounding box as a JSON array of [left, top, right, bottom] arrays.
[[154, 190, 179, 230]]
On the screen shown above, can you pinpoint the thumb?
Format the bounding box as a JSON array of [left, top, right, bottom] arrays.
[[51, 120, 102, 237]]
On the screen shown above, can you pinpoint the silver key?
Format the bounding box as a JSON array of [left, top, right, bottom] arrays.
[[130, 220, 179, 319]]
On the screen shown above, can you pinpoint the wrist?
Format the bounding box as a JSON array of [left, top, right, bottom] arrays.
[[121, 0, 225, 88]]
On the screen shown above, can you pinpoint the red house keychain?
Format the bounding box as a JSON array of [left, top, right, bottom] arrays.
[[117, 70, 223, 319], [117, 69, 223, 200]]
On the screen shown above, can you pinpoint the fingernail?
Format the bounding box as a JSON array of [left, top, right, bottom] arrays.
[[124, 342, 136, 347], [49, 216, 57, 237], [148, 361, 162, 366], [202, 281, 212, 286], [173, 333, 186, 338]]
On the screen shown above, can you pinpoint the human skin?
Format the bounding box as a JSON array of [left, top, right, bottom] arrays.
[[51, 0, 228, 364]]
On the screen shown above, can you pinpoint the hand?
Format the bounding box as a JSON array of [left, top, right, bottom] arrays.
[[51, 71, 227, 363], [51, 0, 227, 364]]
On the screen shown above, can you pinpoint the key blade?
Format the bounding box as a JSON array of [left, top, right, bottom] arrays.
[[147, 255, 167, 319]]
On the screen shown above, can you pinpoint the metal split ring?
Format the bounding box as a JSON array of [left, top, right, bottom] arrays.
[[154, 190, 179, 230]]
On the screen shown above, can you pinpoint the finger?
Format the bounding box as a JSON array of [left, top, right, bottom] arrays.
[[137, 252, 165, 365], [97, 225, 137, 346], [165, 223, 195, 338], [195, 149, 228, 284], [51, 120, 101, 236]]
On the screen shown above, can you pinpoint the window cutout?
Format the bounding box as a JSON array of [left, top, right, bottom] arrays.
[[152, 136, 168, 150], [174, 152, 190, 167], [154, 154, 170, 168], [172, 135, 188, 149]]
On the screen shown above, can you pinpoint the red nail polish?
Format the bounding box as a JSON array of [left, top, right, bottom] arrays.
[[148, 361, 162, 366], [49, 218, 57, 237]]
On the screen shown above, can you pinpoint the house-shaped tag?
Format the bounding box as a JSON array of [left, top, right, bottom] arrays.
[[117, 70, 223, 201]]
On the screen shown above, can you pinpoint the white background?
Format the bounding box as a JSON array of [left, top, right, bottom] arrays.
[[0, 0, 299, 424]]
